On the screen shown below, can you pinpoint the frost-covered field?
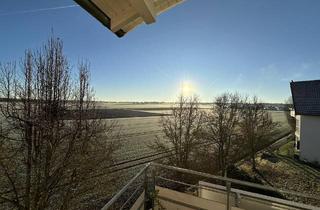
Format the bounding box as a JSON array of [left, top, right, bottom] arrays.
[[100, 103, 290, 164]]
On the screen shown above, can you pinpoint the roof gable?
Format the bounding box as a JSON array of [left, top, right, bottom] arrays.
[[290, 80, 320, 116]]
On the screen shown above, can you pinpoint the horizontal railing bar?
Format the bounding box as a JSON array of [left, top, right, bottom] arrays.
[[157, 176, 235, 195], [157, 176, 198, 189], [120, 184, 143, 210], [151, 162, 320, 200], [101, 163, 150, 210], [157, 195, 206, 210]]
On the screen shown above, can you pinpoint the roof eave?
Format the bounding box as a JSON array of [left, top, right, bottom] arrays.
[[74, 0, 126, 37]]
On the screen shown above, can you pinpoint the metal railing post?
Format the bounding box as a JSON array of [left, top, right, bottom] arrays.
[[144, 166, 148, 210], [144, 165, 156, 210], [101, 164, 149, 210], [226, 181, 231, 210], [151, 167, 156, 210], [235, 193, 241, 207]]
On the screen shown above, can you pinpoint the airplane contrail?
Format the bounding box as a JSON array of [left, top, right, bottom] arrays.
[[0, 5, 79, 17]]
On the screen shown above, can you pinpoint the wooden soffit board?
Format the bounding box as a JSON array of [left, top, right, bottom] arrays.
[[74, 0, 184, 37]]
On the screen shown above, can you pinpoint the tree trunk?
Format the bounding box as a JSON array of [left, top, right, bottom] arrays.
[[251, 145, 256, 171]]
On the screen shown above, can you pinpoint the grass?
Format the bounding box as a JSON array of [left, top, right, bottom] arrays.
[[276, 140, 295, 157], [235, 139, 320, 207], [275, 140, 320, 181]]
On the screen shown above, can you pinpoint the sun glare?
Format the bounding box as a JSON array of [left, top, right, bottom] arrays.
[[180, 80, 195, 96]]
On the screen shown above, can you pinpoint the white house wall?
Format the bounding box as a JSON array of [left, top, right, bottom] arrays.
[[300, 115, 320, 164]]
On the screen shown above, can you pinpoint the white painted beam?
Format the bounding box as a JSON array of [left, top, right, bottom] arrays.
[[129, 0, 156, 24]]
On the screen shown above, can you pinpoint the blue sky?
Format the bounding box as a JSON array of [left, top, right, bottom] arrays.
[[1, 0, 320, 102]]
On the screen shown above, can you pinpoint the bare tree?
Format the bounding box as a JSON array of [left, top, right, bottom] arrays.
[[0, 37, 120, 210], [239, 96, 277, 171], [204, 93, 242, 176], [151, 95, 204, 169]]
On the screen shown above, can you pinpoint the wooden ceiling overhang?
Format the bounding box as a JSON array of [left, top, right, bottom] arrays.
[[74, 0, 184, 37]]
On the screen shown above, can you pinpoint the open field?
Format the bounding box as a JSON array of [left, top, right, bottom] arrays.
[[112, 111, 290, 161], [0, 102, 291, 168], [89, 102, 291, 162], [99, 103, 291, 167]]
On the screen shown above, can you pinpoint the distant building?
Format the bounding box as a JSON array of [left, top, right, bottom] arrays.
[[290, 80, 320, 164]]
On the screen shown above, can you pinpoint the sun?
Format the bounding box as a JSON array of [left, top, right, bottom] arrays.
[[180, 80, 195, 96]]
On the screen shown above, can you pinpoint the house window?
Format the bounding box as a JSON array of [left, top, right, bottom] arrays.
[[296, 136, 300, 150]]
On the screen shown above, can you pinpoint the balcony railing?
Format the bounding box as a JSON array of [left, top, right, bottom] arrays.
[[101, 162, 320, 210]]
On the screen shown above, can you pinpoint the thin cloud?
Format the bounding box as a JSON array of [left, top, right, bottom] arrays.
[[0, 5, 78, 17]]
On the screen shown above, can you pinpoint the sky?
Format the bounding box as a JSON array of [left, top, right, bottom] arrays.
[[0, 0, 320, 103]]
